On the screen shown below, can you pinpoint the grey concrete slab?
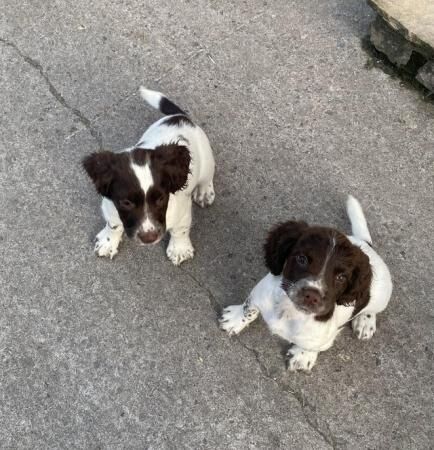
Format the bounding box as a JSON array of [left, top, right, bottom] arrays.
[[1, 0, 433, 449], [0, 41, 328, 450], [369, 0, 434, 49]]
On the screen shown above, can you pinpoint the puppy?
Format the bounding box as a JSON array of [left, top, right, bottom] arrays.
[[83, 87, 215, 265], [220, 196, 392, 371]]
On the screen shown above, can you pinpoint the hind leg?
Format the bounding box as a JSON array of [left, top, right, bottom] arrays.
[[166, 196, 195, 266], [193, 180, 215, 208], [193, 135, 215, 208]]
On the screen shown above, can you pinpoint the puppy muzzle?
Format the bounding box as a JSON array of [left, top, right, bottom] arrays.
[[137, 229, 164, 245], [293, 287, 327, 315]]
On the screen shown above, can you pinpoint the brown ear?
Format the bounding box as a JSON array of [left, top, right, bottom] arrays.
[[264, 221, 308, 275], [82, 151, 116, 197], [152, 144, 191, 193], [337, 249, 372, 314]]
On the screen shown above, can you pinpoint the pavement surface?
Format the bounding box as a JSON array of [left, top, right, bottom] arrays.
[[1, 0, 433, 448]]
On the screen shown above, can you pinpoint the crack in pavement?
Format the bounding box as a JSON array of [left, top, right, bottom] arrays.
[[0, 36, 103, 150], [240, 338, 336, 449], [0, 32, 334, 447], [178, 267, 221, 314], [180, 267, 336, 449], [284, 388, 337, 449], [2, 10, 268, 148]]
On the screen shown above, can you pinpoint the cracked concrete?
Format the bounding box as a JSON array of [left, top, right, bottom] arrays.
[[179, 265, 337, 447], [1, 0, 433, 448], [0, 37, 103, 150], [174, 269, 337, 448]]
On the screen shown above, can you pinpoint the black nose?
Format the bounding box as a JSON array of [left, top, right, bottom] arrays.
[[302, 288, 322, 307], [137, 231, 160, 244]]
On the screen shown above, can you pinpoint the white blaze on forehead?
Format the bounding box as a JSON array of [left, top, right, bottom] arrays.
[[131, 161, 159, 232], [131, 162, 154, 194], [305, 279, 325, 292], [305, 235, 337, 295], [142, 217, 156, 232], [320, 235, 337, 275]]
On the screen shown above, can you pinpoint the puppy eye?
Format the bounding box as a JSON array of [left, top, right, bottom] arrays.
[[119, 199, 135, 210], [155, 194, 166, 206], [295, 254, 308, 267], [336, 273, 347, 283]]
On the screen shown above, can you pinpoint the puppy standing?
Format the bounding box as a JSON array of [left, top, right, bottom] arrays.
[[220, 196, 392, 371], [83, 87, 215, 265]]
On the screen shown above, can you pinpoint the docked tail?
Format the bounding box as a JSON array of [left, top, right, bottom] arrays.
[[139, 86, 187, 116], [346, 195, 372, 245]]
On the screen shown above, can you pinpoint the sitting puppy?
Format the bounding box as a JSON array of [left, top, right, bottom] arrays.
[[83, 87, 215, 265], [220, 196, 392, 371]]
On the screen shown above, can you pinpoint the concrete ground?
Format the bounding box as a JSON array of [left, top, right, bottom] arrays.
[[1, 0, 433, 448]]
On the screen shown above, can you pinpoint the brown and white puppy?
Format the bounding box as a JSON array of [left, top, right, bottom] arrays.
[[83, 87, 215, 265], [220, 196, 392, 371]]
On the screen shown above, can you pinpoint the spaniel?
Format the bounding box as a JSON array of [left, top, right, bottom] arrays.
[[220, 196, 392, 371], [83, 87, 215, 265]]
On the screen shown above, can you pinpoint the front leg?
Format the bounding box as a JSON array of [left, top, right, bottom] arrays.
[[220, 273, 276, 336], [166, 195, 195, 266], [219, 297, 259, 336], [193, 180, 215, 208], [166, 226, 194, 266], [285, 344, 318, 372], [95, 223, 124, 259], [94, 198, 124, 259]]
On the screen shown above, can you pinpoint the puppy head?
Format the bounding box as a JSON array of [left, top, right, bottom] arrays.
[[82, 144, 190, 244], [264, 222, 372, 320]]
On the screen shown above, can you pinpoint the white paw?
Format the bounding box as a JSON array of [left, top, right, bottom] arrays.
[[219, 305, 246, 336], [166, 238, 194, 266], [193, 182, 215, 208], [94, 226, 122, 259], [285, 346, 318, 372], [352, 313, 376, 340], [219, 304, 258, 336]]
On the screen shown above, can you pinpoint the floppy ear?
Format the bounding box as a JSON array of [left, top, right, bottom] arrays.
[[264, 221, 308, 275], [337, 249, 372, 314], [153, 144, 191, 193], [82, 151, 116, 197]]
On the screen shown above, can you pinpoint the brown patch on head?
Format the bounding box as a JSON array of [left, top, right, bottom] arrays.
[[134, 144, 190, 242], [82, 151, 145, 237], [83, 144, 191, 243], [131, 148, 148, 165], [264, 221, 309, 276], [264, 222, 372, 321], [335, 243, 372, 315], [149, 144, 191, 193]]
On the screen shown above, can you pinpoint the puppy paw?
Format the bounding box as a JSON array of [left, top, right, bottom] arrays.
[[193, 182, 215, 208], [166, 238, 194, 266], [94, 226, 122, 259], [285, 345, 318, 372], [352, 313, 376, 340], [219, 304, 256, 336]]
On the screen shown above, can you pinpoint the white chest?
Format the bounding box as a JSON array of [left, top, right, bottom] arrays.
[[260, 289, 353, 352]]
